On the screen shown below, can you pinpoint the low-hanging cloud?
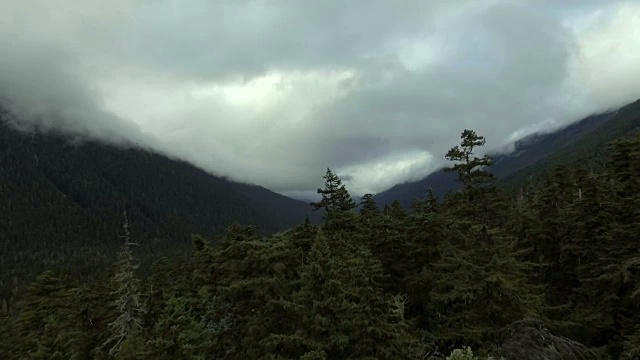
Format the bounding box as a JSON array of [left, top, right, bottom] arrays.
[[1, 0, 639, 198]]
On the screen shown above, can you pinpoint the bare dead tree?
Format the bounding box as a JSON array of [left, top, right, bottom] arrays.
[[103, 211, 145, 356]]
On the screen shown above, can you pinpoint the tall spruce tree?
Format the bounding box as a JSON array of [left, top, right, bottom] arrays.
[[527, 165, 578, 307], [289, 216, 317, 260], [427, 129, 544, 353], [311, 168, 357, 231], [402, 202, 448, 330], [411, 187, 440, 214], [430, 224, 542, 353], [12, 270, 86, 359], [387, 199, 407, 221], [146, 295, 218, 359], [265, 230, 421, 359], [444, 129, 502, 224], [568, 136, 640, 356], [209, 224, 307, 358], [444, 129, 495, 195], [358, 205, 408, 295], [0, 303, 10, 359], [359, 193, 380, 218]]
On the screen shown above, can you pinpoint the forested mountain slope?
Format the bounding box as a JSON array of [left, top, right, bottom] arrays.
[[501, 99, 640, 185], [376, 99, 640, 207], [0, 112, 318, 300], [4, 129, 640, 359]]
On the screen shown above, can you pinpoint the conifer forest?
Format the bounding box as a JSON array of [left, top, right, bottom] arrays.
[[2, 129, 640, 360]]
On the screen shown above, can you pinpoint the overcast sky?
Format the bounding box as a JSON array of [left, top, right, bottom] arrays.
[[2, 0, 640, 199]]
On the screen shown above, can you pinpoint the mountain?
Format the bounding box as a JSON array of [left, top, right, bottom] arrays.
[[0, 110, 319, 290], [499, 99, 640, 186], [376, 99, 640, 207]]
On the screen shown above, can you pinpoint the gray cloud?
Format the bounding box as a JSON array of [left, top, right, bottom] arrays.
[[121, 0, 464, 80], [0, 34, 145, 145], [1, 0, 639, 197]]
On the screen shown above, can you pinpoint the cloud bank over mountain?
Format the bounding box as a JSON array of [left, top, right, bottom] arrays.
[[1, 0, 639, 197]]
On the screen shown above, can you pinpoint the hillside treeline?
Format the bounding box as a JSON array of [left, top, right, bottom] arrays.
[[1, 129, 640, 359]]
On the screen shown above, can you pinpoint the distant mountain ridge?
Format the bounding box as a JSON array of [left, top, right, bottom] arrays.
[[0, 109, 320, 289], [375, 99, 640, 207]]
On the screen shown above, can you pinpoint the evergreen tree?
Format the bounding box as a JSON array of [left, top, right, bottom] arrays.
[[608, 135, 640, 194], [411, 187, 440, 214], [0, 307, 10, 359], [359, 211, 408, 295], [359, 193, 380, 218], [622, 318, 640, 360], [11, 270, 86, 359], [444, 129, 495, 195], [146, 295, 216, 359], [31, 312, 86, 360], [567, 136, 640, 355], [387, 199, 407, 221], [430, 223, 542, 353], [402, 206, 449, 330], [143, 255, 194, 337], [192, 235, 216, 295], [443, 129, 502, 224], [222, 222, 261, 243], [527, 165, 578, 307], [311, 168, 357, 230], [289, 216, 317, 259], [5, 123, 640, 360], [210, 224, 302, 358], [265, 231, 421, 359]]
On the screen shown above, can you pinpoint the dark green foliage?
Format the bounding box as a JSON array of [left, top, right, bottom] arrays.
[[443, 129, 505, 226], [501, 99, 640, 188], [146, 296, 216, 359], [527, 165, 581, 307], [411, 187, 440, 213], [430, 224, 542, 352], [444, 129, 495, 193], [6, 128, 640, 359], [376, 99, 640, 208], [208, 224, 306, 358], [0, 310, 10, 359], [359, 193, 380, 218], [0, 115, 320, 304], [386, 199, 408, 220], [311, 168, 357, 231], [9, 270, 89, 359], [289, 216, 318, 258], [443, 128, 497, 218], [622, 324, 640, 360], [401, 209, 448, 331], [562, 136, 640, 356], [265, 231, 421, 359]]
